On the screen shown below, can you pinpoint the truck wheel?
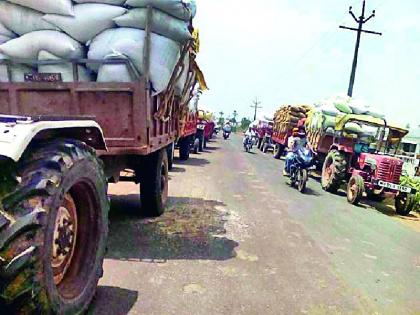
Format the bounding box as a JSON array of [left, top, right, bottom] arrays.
[[203, 137, 207, 149], [273, 144, 284, 159], [321, 150, 347, 193], [0, 140, 109, 315], [198, 134, 204, 152], [395, 193, 415, 216], [179, 138, 191, 161], [139, 149, 169, 217], [347, 175, 364, 205], [193, 139, 199, 154], [167, 143, 174, 171]]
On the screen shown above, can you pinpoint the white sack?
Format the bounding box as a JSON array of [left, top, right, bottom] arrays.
[[7, 0, 74, 16], [73, 0, 126, 4], [0, 31, 84, 59], [0, 2, 58, 36], [97, 53, 136, 83], [0, 21, 15, 38], [0, 54, 33, 82], [0, 35, 11, 45], [125, 0, 196, 21], [38, 51, 91, 82], [114, 8, 191, 44], [89, 28, 180, 94], [43, 4, 127, 44]]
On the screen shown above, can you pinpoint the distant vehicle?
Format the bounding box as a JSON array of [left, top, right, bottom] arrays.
[[252, 119, 273, 151], [287, 147, 314, 193], [223, 124, 232, 140], [244, 135, 255, 152], [197, 110, 215, 151]]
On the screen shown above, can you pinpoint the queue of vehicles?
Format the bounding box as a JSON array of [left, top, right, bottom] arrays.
[[250, 101, 417, 216]]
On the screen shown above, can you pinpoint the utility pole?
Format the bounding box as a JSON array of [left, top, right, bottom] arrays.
[[340, 0, 382, 97], [250, 98, 262, 121]]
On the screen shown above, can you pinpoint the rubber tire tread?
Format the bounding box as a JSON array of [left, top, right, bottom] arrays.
[[179, 138, 190, 161], [322, 150, 347, 193], [0, 140, 109, 315], [139, 149, 168, 217]]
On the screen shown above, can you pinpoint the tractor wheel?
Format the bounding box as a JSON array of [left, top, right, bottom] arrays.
[[262, 143, 269, 153], [179, 138, 191, 161], [347, 175, 365, 205], [198, 134, 204, 152], [321, 150, 347, 193], [395, 193, 415, 216], [273, 144, 284, 160], [193, 138, 199, 154], [167, 143, 174, 171], [257, 138, 263, 150], [0, 140, 109, 315], [139, 149, 169, 217], [203, 137, 207, 149]]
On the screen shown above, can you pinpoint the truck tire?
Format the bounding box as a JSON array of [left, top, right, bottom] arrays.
[[167, 143, 174, 171], [395, 193, 415, 216], [179, 138, 191, 161], [198, 133, 204, 152], [0, 140, 109, 315], [193, 138, 199, 154], [321, 150, 347, 193], [203, 137, 207, 149], [347, 175, 364, 205], [273, 144, 284, 160], [139, 149, 169, 217]]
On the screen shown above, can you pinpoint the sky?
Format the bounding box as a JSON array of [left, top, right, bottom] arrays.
[[194, 0, 419, 127]]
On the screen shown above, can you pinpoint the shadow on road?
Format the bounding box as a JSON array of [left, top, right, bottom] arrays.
[[88, 286, 138, 315], [360, 199, 420, 221], [169, 166, 186, 173], [106, 196, 239, 262], [176, 156, 210, 167]]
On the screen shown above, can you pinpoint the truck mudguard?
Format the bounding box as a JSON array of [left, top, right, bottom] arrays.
[[0, 116, 106, 162]]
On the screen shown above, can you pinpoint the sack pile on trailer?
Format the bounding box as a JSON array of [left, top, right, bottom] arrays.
[[273, 105, 312, 133], [0, 0, 197, 95]]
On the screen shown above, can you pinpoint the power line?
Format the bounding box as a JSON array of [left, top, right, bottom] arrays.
[[250, 98, 262, 121]]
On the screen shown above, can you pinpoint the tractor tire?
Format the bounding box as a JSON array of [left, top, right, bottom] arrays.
[[203, 137, 207, 149], [347, 175, 365, 205], [167, 143, 174, 171], [193, 139, 199, 154], [198, 134, 204, 152], [139, 149, 169, 217], [395, 193, 415, 216], [262, 143, 269, 153], [179, 138, 191, 161], [0, 140, 109, 315], [257, 138, 263, 150], [273, 144, 284, 160], [321, 150, 347, 193]]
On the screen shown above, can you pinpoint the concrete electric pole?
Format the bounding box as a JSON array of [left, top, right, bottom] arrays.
[[251, 98, 262, 121], [340, 0, 382, 97]]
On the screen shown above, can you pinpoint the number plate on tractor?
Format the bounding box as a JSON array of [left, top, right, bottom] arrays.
[[378, 181, 412, 193], [25, 73, 62, 82], [197, 124, 206, 130]]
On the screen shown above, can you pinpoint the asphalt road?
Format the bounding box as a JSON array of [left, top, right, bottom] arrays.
[[90, 134, 420, 315]]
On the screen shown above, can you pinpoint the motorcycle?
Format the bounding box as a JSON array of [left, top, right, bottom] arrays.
[[243, 136, 254, 152], [287, 147, 313, 193], [223, 126, 231, 140]]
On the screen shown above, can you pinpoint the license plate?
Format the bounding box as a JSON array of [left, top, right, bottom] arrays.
[[25, 73, 62, 82], [378, 181, 412, 193], [197, 124, 205, 130]]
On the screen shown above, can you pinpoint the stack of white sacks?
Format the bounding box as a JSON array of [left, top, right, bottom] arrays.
[[0, 0, 196, 95]]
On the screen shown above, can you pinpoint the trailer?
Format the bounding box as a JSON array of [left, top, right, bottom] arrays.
[[0, 19, 198, 315]]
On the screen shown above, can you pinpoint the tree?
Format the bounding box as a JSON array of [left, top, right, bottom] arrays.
[[240, 117, 252, 131]]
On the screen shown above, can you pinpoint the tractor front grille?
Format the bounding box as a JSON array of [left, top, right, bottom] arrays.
[[377, 160, 403, 184]]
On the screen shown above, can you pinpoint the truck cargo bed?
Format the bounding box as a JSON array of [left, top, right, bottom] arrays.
[[0, 80, 177, 156]]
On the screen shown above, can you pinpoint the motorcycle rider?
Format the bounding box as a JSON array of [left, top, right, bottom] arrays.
[[243, 126, 256, 145], [283, 127, 307, 176]]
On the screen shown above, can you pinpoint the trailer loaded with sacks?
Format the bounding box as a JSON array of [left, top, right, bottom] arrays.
[[0, 0, 200, 314]]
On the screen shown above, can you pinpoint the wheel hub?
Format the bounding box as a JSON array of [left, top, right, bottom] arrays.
[[52, 193, 78, 285]]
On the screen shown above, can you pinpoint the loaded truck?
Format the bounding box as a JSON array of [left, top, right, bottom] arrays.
[[271, 105, 312, 159], [319, 114, 416, 215], [0, 26, 198, 315], [196, 109, 215, 152]]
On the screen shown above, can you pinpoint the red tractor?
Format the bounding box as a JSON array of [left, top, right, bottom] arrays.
[[196, 110, 215, 152], [321, 114, 416, 215], [253, 119, 274, 153]]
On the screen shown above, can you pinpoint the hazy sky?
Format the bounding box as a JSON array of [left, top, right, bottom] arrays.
[[194, 0, 419, 127]]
